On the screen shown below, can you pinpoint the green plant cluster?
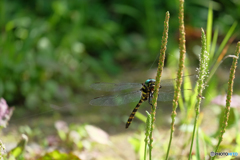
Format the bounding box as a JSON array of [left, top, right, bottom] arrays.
[[0, 0, 173, 109], [0, 0, 130, 109], [141, 0, 240, 159]]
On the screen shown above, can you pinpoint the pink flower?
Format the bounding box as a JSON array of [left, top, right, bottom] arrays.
[[0, 98, 8, 119], [0, 98, 14, 128], [211, 94, 240, 108]]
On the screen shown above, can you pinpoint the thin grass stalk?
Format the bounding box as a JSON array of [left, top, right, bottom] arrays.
[[196, 128, 200, 160], [211, 42, 240, 160], [149, 11, 169, 160], [144, 111, 151, 160], [210, 28, 218, 59], [189, 28, 209, 160], [206, 36, 236, 84], [165, 0, 186, 159]]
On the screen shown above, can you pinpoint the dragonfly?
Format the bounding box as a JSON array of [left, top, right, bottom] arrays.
[[90, 77, 192, 128]]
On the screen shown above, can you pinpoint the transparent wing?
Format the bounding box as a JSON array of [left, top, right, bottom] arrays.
[[157, 74, 196, 96], [90, 83, 142, 92], [160, 74, 196, 88], [90, 80, 174, 92], [157, 89, 193, 102], [91, 74, 195, 92], [90, 75, 195, 105], [159, 79, 176, 87], [157, 91, 174, 101], [89, 91, 141, 106]]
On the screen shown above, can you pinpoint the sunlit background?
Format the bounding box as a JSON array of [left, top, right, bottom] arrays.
[[0, 0, 240, 159]]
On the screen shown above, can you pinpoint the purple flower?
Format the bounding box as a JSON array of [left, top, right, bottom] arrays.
[[0, 98, 14, 128]]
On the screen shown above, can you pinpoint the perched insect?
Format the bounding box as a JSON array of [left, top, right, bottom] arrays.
[[90, 77, 192, 128]]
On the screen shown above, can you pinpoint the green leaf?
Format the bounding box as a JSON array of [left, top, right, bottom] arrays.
[[8, 134, 28, 159], [38, 150, 81, 160], [135, 112, 147, 122], [129, 137, 141, 153]]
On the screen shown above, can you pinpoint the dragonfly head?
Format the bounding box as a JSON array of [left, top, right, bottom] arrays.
[[145, 79, 156, 88]]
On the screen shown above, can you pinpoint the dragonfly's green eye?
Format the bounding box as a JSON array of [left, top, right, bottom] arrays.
[[145, 79, 156, 85]]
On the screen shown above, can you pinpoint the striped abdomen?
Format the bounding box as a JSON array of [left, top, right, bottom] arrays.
[[125, 99, 144, 128]]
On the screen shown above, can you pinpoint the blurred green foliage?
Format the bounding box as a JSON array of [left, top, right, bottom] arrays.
[[0, 0, 239, 109]]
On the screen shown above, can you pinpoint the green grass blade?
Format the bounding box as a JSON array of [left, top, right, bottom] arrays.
[[214, 22, 237, 59], [206, 2, 213, 53], [209, 27, 218, 60], [196, 128, 201, 160], [207, 23, 237, 84], [199, 129, 208, 160], [136, 112, 147, 122]]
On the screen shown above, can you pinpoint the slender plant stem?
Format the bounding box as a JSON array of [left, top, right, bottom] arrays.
[[165, 0, 186, 159], [189, 28, 209, 160], [148, 11, 169, 160], [144, 111, 151, 160], [211, 42, 240, 160]]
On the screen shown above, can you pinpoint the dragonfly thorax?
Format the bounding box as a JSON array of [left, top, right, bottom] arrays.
[[141, 79, 156, 101]]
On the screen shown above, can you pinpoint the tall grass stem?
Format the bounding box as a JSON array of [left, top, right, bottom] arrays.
[[189, 28, 209, 160], [148, 11, 169, 160], [165, 0, 186, 159], [211, 42, 240, 160]]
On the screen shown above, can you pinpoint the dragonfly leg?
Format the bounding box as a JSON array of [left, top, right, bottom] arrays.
[[148, 95, 152, 106], [148, 90, 155, 106], [148, 87, 162, 109], [148, 92, 157, 110]]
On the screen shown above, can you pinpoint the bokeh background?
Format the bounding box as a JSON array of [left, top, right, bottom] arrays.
[[1, 0, 240, 159]]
